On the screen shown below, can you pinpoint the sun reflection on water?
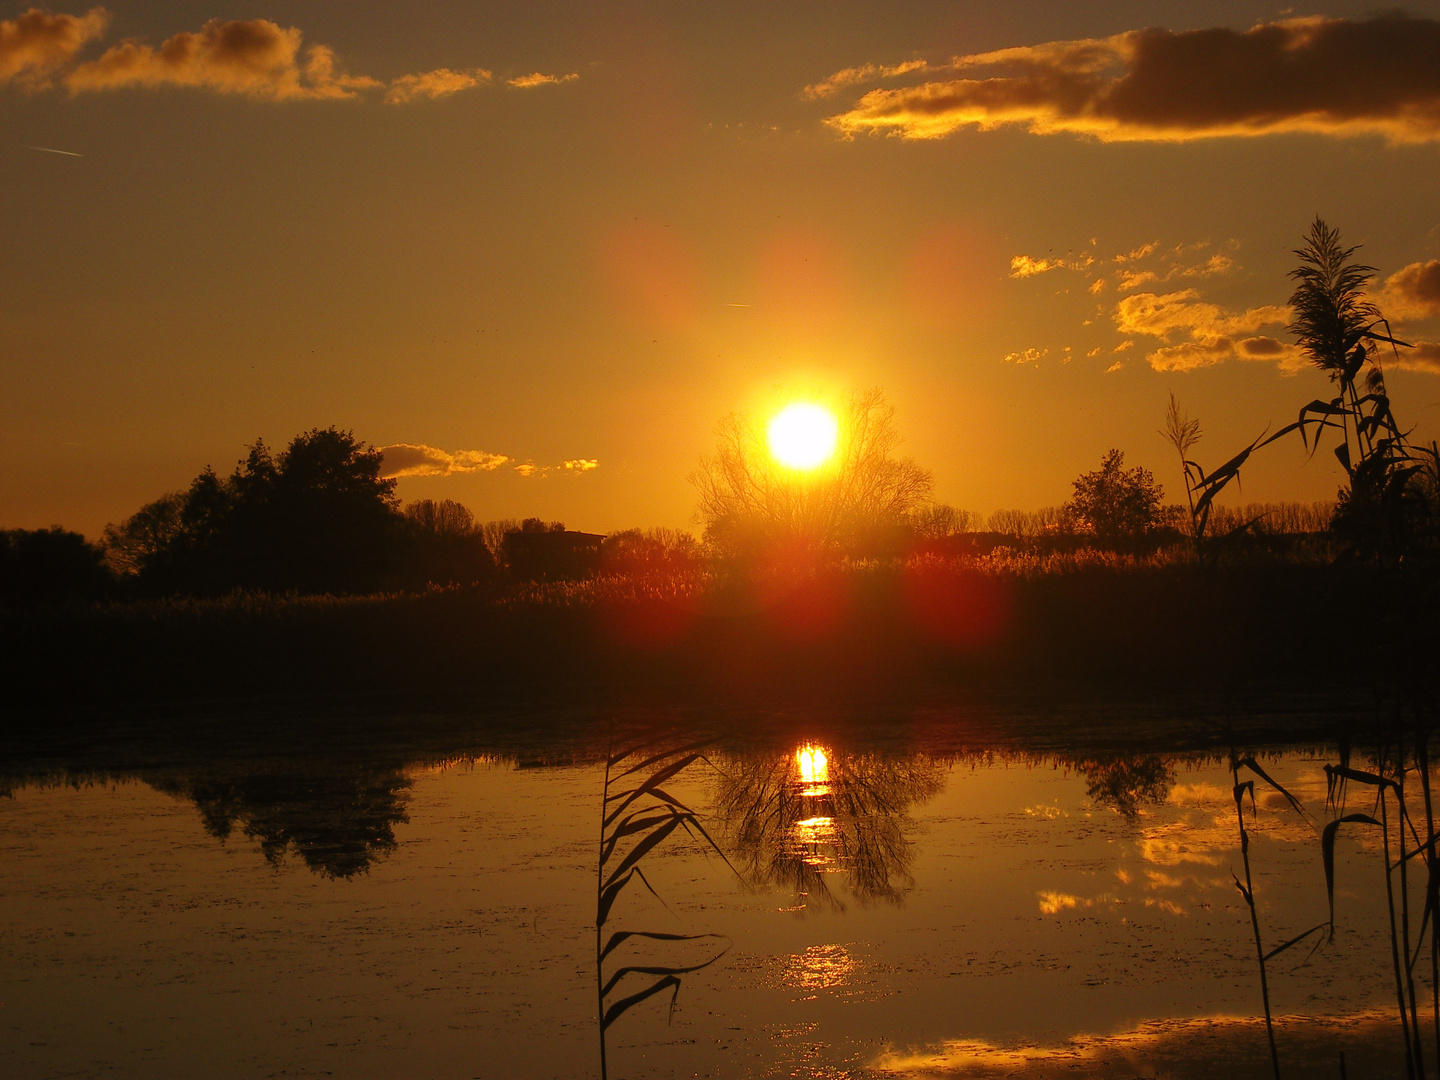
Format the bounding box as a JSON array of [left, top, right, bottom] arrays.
[[783, 943, 859, 991], [795, 744, 830, 795]]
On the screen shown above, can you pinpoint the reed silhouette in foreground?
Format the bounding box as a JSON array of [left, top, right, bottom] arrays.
[[1226, 752, 1328, 1080], [595, 736, 734, 1080], [1324, 709, 1440, 1080]]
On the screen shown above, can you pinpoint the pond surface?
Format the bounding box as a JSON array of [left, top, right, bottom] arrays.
[[0, 708, 1416, 1078]]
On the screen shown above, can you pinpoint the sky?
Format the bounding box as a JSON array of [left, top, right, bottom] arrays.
[[4, 0, 1440, 539]]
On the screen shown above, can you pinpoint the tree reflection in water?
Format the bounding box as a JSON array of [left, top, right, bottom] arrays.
[[148, 765, 412, 879], [1073, 754, 1175, 818], [710, 743, 943, 910]]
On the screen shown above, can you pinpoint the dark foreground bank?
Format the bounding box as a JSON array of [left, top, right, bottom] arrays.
[[4, 555, 1436, 716]]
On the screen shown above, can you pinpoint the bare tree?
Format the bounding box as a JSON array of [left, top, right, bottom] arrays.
[[691, 388, 933, 558]]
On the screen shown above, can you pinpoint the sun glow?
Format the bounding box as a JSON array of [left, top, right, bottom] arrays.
[[767, 403, 839, 470]]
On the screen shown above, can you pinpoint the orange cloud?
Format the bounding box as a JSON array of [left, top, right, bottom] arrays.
[[65, 17, 379, 100], [513, 458, 600, 478], [1115, 289, 1298, 372], [507, 71, 578, 88], [0, 6, 108, 89], [826, 15, 1440, 143], [1376, 260, 1440, 321], [378, 444, 510, 478], [1010, 253, 1093, 277], [1003, 347, 1047, 365], [802, 59, 929, 100], [386, 67, 492, 104]]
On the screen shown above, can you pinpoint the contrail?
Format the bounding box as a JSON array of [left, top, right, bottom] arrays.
[[24, 145, 83, 157]]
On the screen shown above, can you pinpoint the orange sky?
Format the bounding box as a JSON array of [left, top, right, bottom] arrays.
[[3, 1, 1440, 538]]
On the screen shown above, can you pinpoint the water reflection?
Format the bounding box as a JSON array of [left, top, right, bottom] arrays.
[[1073, 753, 1175, 818], [147, 765, 412, 878], [711, 742, 944, 910]]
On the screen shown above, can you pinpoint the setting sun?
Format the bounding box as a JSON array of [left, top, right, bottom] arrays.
[[767, 403, 839, 470]]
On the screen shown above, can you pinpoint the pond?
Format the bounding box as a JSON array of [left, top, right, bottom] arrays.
[[0, 705, 1418, 1078]]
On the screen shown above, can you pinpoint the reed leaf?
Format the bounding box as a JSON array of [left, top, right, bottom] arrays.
[[1238, 757, 1309, 818], [600, 975, 681, 1032], [601, 930, 728, 964], [599, 945, 731, 1002], [1262, 921, 1328, 962], [610, 739, 713, 783], [603, 816, 686, 893], [604, 754, 703, 826], [1323, 813, 1382, 938], [1326, 764, 1400, 793], [600, 808, 691, 867], [597, 865, 666, 928]]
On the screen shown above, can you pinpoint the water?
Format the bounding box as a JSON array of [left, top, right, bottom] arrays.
[[0, 710, 1413, 1078]]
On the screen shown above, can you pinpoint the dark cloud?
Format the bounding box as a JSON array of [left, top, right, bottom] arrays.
[[0, 7, 108, 89], [1392, 340, 1440, 373], [826, 15, 1440, 143]]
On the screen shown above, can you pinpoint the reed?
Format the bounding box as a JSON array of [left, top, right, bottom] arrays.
[[594, 734, 734, 1080], [1228, 752, 1328, 1079]]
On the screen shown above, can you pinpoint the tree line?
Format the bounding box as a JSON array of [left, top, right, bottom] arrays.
[[5, 219, 1435, 609]]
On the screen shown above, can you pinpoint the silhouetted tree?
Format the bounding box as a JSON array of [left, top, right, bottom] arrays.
[[692, 388, 933, 560], [0, 528, 112, 606], [1068, 449, 1164, 542], [105, 427, 405, 595], [400, 499, 495, 587], [600, 527, 702, 576]]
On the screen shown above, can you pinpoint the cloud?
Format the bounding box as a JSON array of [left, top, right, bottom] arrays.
[[1009, 253, 1093, 277], [1391, 340, 1440, 373], [1106, 361, 1124, 373], [385, 66, 491, 104], [0, 6, 108, 89], [802, 59, 929, 100], [1003, 347, 1047, 365], [1115, 289, 1295, 371], [1115, 242, 1157, 263], [873, 1010, 1396, 1078], [378, 444, 510, 478], [825, 14, 1440, 143], [1118, 269, 1157, 291], [1376, 260, 1440, 321], [513, 458, 601, 478], [65, 17, 380, 100], [1113, 340, 1134, 352], [507, 71, 578, 88]]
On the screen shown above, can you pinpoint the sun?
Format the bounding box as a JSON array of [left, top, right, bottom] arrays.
[[767, 403, 839, 470]]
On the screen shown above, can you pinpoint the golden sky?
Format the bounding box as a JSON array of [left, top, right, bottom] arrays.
[[4, 1, 1440, 537]]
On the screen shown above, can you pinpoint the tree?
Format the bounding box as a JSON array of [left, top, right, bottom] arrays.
[[400, 499, 495, 587], [0, 527, 112, 606], [1068, 449, 1164, 542], [692, 388, 933, 560], [105, 427, 405, 595]]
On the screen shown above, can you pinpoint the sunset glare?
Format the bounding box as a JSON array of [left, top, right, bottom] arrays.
[[767, 405, 839, 471]]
